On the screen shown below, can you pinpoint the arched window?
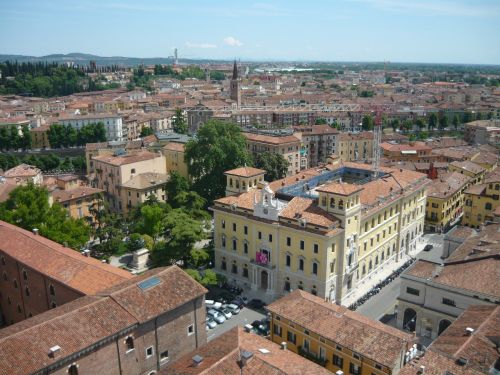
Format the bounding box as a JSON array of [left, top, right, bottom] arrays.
[[2, 272, 7, 281], [1, 256, 5, 265], [369, 260, 373, 271], [338, 200, 344, 209], [22, 270, 28, 281], [125, 336, 134, 351], [235, 180, 240, 189], [362, 265, 366, 275], [13, 279, 18, 288], [25, 286, 30, 297], [68, 364, 78, 375], [49, 284, 55, 296]]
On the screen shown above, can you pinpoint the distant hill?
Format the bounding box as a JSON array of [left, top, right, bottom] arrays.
[[0, 52, 228, 67]]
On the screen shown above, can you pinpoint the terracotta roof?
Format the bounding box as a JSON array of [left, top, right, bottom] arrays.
[[0, 220, 132, 295], [266, 290, 413, 368], [163, 142, 186, 152], [243, 132, 301, 145], [427, 172, 471, 199], [121, 172, 169, 190], [316, 181, 363, 195], [450, 160, 485, 175], [0, 266, 206, 375], [52, 186, 103, 202], [225, 166, 266, 177], [3, 163, 41, 178], [279, 197, 340, 229], [0, 182, 16, 202], [380, 141, 431, 152], [92, 151, 161, 166], [400, 305, 500, 375], [165, 326, 332, 375]]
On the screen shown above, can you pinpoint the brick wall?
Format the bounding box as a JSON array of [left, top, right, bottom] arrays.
[[0, 251, 83, 326]]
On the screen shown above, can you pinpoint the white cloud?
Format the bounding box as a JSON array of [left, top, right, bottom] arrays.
[[185, 42, 217, 49], [223, 36, 243, 47]]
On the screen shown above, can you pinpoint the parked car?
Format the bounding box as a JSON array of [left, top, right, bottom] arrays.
[[231, 299, 245, 309], [251, 319, 270, 336], [224, 303, 240, 315], [248, 299, 267, 310], [207, 309, 226, 324], [423, 244, 433, 252], [217, 308, 232, 319], [206, 317, 217, 329]]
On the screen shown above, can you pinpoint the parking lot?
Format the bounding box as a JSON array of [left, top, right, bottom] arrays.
[[206, 305, 267, 341]]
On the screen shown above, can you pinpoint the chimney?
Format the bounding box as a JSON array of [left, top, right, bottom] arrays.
[[32, 228, 39, 235], [419, 365, 425, 374], [336, 371, 344, 375], [465, 327, 474, 336], [192, 355, 203, 367], [48, 345, 61, 358], [240, 350, 253, 367], [280, 342, 287, 350]]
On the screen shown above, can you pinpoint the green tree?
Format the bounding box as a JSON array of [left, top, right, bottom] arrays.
[[151, 209, 204, 266], [9, 125, 21, 150], [362, 115, 374, 131], [172, 108, 188, 134], [20, 124, 32, 150], [185, 120, 251, 203], [462, 111, 473, 124], [140, 127, 154, 137], [438, 114, 448, 131], [0, 127, 9, 151], [0, 184, 90, 249], [315, 118, 327, 125], [452, 114, 460, 130], [165, 171, 189, 206], [415, 118, 426, 131], [391, 119, 399, 131], [402, 120, 413, 133], [173, 191, 210, 221], [428, 113, 438, 131], [253, 152, 289, 182], [134, 204, 169, 241], [126, 233, 146, 252]]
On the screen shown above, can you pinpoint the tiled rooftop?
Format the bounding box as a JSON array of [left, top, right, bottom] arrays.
[[165, 326, 332, 375], [266, 290, 414, 368]]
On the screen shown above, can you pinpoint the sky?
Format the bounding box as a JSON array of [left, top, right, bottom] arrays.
[[1, 0, 499, 64]]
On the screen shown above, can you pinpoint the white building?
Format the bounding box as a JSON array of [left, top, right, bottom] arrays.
[[57, 113, 124, 141], [396, 223, 500, 341]]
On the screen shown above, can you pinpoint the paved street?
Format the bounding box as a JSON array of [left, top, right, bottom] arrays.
[[356, 232, 445, 321], [207, 307, 266, 342]]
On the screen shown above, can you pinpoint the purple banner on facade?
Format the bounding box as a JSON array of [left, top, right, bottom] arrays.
[[256, 251, 268, 265]]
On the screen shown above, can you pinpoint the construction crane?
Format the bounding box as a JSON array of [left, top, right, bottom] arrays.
[[372, 106, 383, 179]]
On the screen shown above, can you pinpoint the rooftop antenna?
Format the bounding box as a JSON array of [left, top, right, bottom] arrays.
[[372, 106, 382, 179]]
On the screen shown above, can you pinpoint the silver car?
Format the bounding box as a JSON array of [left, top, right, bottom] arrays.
[[206, 317, 217, 329], [217, 308, 232, 319], [207, 309, 226, 324], [225, 303, 240, 315]]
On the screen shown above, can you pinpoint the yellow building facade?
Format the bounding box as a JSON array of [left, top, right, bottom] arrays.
[[267, 290, 414, 375], [336, 132, 374, 162], [51, 186, 104, 223], [425, 172, 471, 232], [163, 142, 189, 180], [463, 170, 500, 228], [212, 161, 429, 304]]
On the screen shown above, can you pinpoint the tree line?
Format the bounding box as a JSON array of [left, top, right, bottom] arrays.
[[48, 122, 106, 148], [0, 124, 31, 151], [0, 61, 118, 97], [0, 153, 86, 173]]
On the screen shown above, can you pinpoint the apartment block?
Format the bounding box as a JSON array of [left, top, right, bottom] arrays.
[[336, 131, 374, 162], [267, 290, 414, 375], [57, 113, 124, 141], [212, 161, 429, 305], [91, 151, 167, 212], [425, 172, 471, 232], [396, 223, 499, 341], [463, 169, 500, 227]]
